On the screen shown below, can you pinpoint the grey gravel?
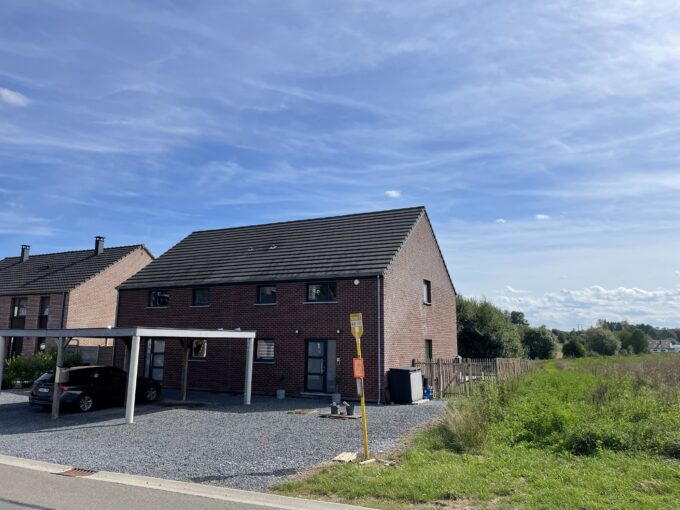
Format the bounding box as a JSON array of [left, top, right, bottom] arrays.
[[0, 389, 445, 490]]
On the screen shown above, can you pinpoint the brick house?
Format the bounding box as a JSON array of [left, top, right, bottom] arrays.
[[0, 237, 153, 358], [115, 207, 456, 401]]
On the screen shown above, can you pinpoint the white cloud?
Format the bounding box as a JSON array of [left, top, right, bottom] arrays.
[[0, 87, 30, 107], [489, 284, 680, 330], [384, 190, 401, 198], [495, 218, 506, 223], [675, 270, 680, 277], [535, 214, 550, 220]]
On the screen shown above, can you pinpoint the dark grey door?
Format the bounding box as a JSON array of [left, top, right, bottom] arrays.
[[144, 339, 165, 382], [305, 340, 327, 392]]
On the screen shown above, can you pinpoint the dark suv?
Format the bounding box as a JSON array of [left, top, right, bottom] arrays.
[[29, 366, 161, 413]]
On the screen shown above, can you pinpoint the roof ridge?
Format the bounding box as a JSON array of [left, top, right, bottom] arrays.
[[0, 244, 143, 261], [191, 206, 426, 235]]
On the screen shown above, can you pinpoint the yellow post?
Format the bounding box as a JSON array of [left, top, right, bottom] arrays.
[[350, 312, 370, 460]]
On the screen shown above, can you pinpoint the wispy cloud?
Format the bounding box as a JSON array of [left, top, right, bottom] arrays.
[[535, 214, 551, 221], [0, 87, 30, 107], [495, 218, 506, 224], [384, 190, 401, 198]]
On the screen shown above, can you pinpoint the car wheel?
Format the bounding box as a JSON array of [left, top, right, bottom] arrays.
[[144, 385, 159, 402], [77, 394, 94, 413]]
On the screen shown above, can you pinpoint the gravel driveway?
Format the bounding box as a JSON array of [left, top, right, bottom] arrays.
[[0, 389, 444, 490]]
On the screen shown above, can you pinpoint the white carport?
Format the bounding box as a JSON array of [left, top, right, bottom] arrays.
[[0, 327, 256, 424]]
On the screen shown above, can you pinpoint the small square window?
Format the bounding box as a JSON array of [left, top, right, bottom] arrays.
[[423, 280, 432, 304], [190, 339, 207, 359], [148, 290, 169, 308], [255, 339, 275, 362], [257, 285, 277, 304], [306, 282, 337, 302], [192, 288, 210, 306]]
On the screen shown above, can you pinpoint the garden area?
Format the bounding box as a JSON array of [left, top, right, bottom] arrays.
[[277, 355, 680, 509]]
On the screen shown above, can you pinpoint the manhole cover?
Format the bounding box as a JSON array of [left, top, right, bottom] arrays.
[[57, 468, 97, 477]]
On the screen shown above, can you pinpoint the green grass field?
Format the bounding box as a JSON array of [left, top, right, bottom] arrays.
[[276, 355, 680, 509]]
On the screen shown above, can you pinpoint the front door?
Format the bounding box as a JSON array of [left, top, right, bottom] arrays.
[[305, 340, 327, 392], [144, 339, 165, 383]]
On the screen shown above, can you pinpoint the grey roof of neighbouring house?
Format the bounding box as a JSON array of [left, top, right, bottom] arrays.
[[0, 245, 146, 296], [120, 207, 427, 290]]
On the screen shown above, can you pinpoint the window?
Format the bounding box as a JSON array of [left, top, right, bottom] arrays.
[[35, 338, 47, 354], [38, 296, 50, 328], [425, 339, 433, 360], [306, 282, 337, 302], [423, 280, 432, 304], [39, 296, 50, 316], [257, 285, 277, 304], [190, 339, 207, 359], [148, 290, 169, 308], [12, 297, 27, 318], [192, 288, 210, 306], [255, 339, 275, 362]]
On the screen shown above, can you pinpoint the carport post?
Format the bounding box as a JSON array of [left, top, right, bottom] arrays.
[[124, 335, 141, 424], [243, 337, 254, 405], [51, 337, 68, 420], [0, 336, 5, 395]]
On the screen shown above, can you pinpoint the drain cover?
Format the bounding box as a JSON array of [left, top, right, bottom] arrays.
[[58, 468, 97, 477]]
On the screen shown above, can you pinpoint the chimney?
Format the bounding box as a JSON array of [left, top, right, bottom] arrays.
[[20, 245, 30, 262], [94, 236, 105, 255]]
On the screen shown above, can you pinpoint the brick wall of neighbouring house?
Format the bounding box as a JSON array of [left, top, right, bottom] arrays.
[[115, 278, 382, 400], [0, 292, 68, 356], [382, 214, 457, 381]]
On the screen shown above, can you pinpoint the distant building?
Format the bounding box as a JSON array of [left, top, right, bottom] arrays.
[[0, 237, 153, 358], [649, 339, 680, 353], [115, 207, 457, 401]]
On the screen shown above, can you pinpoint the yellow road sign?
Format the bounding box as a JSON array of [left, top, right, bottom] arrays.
[[350, 312, 363, 340]]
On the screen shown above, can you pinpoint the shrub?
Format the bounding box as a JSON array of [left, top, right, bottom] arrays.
[[585, 328, 621, 356], [523, 327, 557, 359], [2, 352, 57, 388], [562, 338, 586, 358]]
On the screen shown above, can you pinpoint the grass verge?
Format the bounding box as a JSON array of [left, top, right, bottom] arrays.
[[275, 355, 680, 509]]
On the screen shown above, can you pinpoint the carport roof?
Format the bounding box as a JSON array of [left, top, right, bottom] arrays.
[[0, 326, 255, 339], [119, 206, 426, 290]]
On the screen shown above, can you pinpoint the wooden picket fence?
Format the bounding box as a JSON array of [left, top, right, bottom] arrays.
[[412, 357, 533, 398]]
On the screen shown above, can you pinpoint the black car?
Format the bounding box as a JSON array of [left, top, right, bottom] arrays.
[[29, 366, 161, 413]]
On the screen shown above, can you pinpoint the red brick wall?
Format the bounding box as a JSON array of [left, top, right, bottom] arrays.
[[116, 278, 381, 400], [383, 214, 457, 375], [0, 293, 68, 355]]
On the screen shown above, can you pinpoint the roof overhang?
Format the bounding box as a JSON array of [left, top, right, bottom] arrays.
[[0, 327, 256, 339]]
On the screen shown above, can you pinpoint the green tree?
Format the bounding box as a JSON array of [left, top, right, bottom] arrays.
[[509, 311, 528, 326], [523, 326, 558, 359], [585, 328, 621, 356], [457, 296, 525, 358], [562, 337, 587, 357], [628, 329, 649, 354]]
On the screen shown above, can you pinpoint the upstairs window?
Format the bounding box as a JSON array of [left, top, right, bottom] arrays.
[[306, 282, 337, 302], [12, 297, 27, 318], [423, 280, 432, 304], [148, 290, 169, 308], [257, 285, 277, 304], [39, 296, 50, 317], [192, 288, 210, 307], [255, 339, 275, 362], [190, 339, 207, 359]]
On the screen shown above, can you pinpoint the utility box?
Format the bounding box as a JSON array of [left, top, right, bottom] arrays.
[[388, 367, 423, 404]]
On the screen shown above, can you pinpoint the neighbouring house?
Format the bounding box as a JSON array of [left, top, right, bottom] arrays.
[[115, 207, 457, 402], [649, 339, 680, 353], [0, 237, 153, 360]]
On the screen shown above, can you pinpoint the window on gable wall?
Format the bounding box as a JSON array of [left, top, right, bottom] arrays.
[[190, 339, 207, 359], [423, 280, 432, 304]]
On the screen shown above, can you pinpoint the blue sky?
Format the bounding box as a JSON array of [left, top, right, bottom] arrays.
[[1, 1, 679, 330]]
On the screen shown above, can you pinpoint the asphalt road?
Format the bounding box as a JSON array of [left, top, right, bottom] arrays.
[[0, 464, 360, 510]]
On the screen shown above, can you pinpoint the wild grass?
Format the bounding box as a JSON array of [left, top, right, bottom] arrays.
[[276, 354, 680, 509]]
